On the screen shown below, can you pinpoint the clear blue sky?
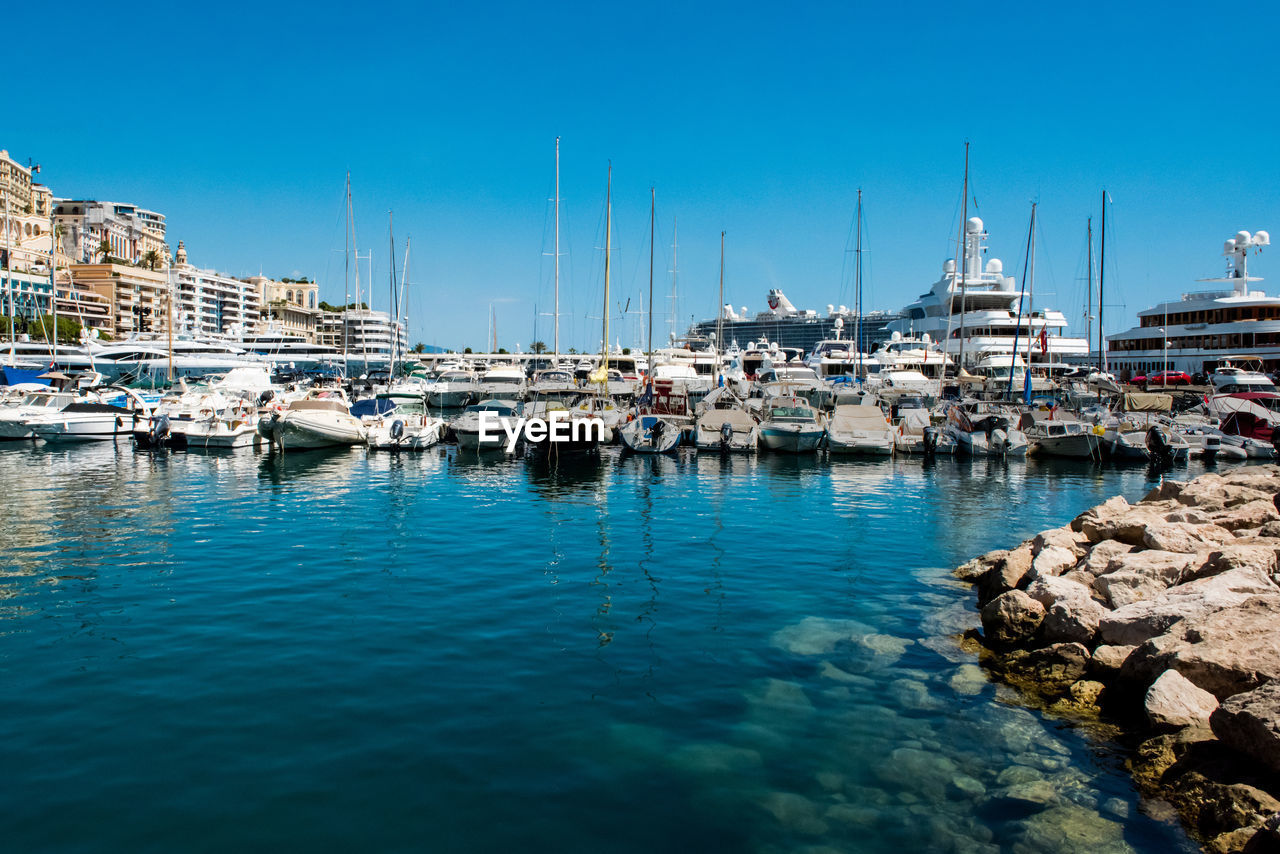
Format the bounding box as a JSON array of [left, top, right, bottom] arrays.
[[8, 1, 1279, 351]]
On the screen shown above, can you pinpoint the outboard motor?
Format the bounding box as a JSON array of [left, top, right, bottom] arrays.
[[922, 425, 939, 456], [650, 418, 666, 449], [1202, 432, 1220, 463], [258, 389, 275, 406], [1146, 425, 1173, 462], [390, 418, 406, 443], [149, 413, 172, 446], [720, 421, 733, 451], [990, 428, 1009, 454]]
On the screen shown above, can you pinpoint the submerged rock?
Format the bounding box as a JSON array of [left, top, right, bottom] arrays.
[[949, 664, 988, 696], [1007, 804, 1134, 854], [770, 616, 870, 655]]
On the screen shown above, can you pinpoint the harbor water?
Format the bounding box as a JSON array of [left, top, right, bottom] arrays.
[[0, 444, 1209, 853]]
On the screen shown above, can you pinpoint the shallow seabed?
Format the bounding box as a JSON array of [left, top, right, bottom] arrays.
[[0, 443, 1213, 853]]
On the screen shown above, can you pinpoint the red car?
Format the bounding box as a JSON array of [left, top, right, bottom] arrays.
[[1147, 370, 1191, 386]]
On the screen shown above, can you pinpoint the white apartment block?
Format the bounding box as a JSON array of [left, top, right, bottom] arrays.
[[317, 308, 407, 360], [171, 242, 261, 337], [54, 198, 169, 266]]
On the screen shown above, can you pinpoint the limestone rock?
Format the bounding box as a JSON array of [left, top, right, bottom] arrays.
[[1083, 507, 1165, 546], [1079, 540, 1136, 578], [1026, 575, 1107, 645], [1071, 495, 1130, 535], [1142, 520, 1233, 554], [1098, 566, 1280, 647], [1145, 669, 1220, 730], [1211, 681, 1280, 773], [977, 543, 1034, 607], [1032, 525, 1090, 558], [1029, 545, 1078, 581], [949, 664, 988, 696], [1143, 479, 1187, 503], [1177, 476, 1275, 513], [999, 643, 1091, 697], [956, 548, 1007, 582], [1210, 499, 1280, 532], [1094, 550, 1198, 608], [981, 589, 1045, 647], [1090, 644, 1135, 678], [1193, 544, 1280, 581]]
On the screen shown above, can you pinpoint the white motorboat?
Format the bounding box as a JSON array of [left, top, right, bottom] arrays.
[[477, 364, 528, 401], [893, 407, 952, 455], [826, 403, 895, 455], [29, 389, 152, 443], [693, 388, 758, 452], [452, 400, 521, 452], [945, 403, 1028, 457], [0, 389, 92, 440], [528, 367, 580, 400], [260, 389, 366, 450], [757, 395, 825, 453], [425, 369, 479, 409], [1021, 410, 1102, 459], [366, 403, 445, 451]]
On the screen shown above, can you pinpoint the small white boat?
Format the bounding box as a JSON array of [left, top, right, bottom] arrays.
[[366, 406, 446, 451], [826, 403, 894, 456], [29, 390, 151, 443], [0, 390, 91, 440], [452, 400, 521, 452], [425, 369, 478, 408], [757, 395, 825, 453], [946, 404, 1028, 457], [260, 390, 366, 450], [618, 414, 681, 454], [693, 389, 758, 452], [1022, 410, 1102, 459]]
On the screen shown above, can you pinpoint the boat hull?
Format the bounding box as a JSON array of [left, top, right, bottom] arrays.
[[759, 424, 825, 453]]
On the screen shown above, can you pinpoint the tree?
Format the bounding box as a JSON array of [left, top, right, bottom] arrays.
[[463, 347, 473, 354], [530, 340, 547, 354], [622, 347, 631, 355], [568, 347, 578, 355], [140, 249, 162, 271], [411, 342, 426, 354], [27, 314, 82, 344], [97, 239, 112, 263]]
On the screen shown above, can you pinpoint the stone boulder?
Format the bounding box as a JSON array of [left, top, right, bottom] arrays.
[[980, 589, 1044, 646], [1093, 550, 1198, 608], [1176, 476, 1275, 513], [1098, 566, 1280, 647], [1211, 681, 1280, 773], [999, 642, 1091, 697], [1145, 669, 1219, 730], [956, 548, 1007, 582], [1089, 644, 1135, 678], [1143, 479, 1186, 503], [1082, 506, 1166, 546], [1026, 575, 1107, 646], [1210, 499, 1280, 532], [1077, 540, 1135, 578], [1191, 544, 1280, 582], [977, 543, 1034, 608], [1122, 595, 1280, 699], [1032, 525, 1090, 558], [1070, 494, 1130, 534], [1142, 520, 1234, 554], [1028, 545, 1078, 581]]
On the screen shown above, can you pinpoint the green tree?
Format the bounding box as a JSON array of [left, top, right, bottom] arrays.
[[529, 340, 547, 354], [463, 347, 473, 354], [568, 347, 578, 355], [97, 239, 112, 263], [622, 347, 631, 355], [140, 249, 162, 271], [411, 342, 426, 354], [28, 314, 82, 344]]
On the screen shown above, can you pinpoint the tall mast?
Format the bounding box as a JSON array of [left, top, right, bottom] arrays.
[[343, 172, 351, 368], [5, 188, 12, 367], [388, 210, 396, 371], [853, 189, 863, 376], [167, 259, 174, 383], [1086, 216, 1094, 355], [1024, 202, 1038, 402], [646, 187, 654, 377], [955, 142, 970, 371], [1008, 204, 1034, 399], [716, 231, 725, 384], [51, 212, 58, 370], [1099, 190, 1107, 373], [554, 136, 560, 360], [601, 164, 611, 375], [401, 236, 410, 363], [670, 218, 678, 344]]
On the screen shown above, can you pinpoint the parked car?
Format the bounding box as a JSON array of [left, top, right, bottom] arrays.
[[1148, 370, 1191, 386], [1130, 374, 1148, 385]]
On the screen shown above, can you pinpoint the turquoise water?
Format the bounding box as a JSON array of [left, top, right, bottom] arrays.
[[0, 444, 1206, 853]]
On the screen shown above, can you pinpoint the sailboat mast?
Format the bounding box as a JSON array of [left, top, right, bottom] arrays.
[[343, 172, 351, 368], [670, 218, 678, 345], [5, 188, 12, 367], [602, 164, 611, 374], [1086, 216, 1094, 355], [1099, 190, 1107, 373], [50, 214, 58, 370], [388, 210, 396, 371], [554, 136, 560, 360], [647, 187, 654, 375], [401, 236, 410, 363], [1025, 202, 1038, 398], [716, 231, 725, 383], [1008, 205, 1034, 399], [955, 142, 970, 371], [854, 188, 863, 376], [167, 261, 174, 383]]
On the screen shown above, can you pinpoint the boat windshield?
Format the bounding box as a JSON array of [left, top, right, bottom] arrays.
[[770, 406, 815, 420]]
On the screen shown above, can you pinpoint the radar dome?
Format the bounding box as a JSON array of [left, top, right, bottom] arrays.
[[966, 217, 984, 234], [891, 331, 903, 342], [985, 258, 1003, 274], [922, 333, 932, 344], [1255, 230, 1271, 246], [1236, 230, 1252, 246], [944, 259, 956, 274], [833, 317, 844, 330], [1225, 239, 1238, 254]]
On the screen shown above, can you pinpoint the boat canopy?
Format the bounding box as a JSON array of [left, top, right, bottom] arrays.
[[1122, 392, 1173, 412]]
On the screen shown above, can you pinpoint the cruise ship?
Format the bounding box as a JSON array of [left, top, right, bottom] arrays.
[[1108, 229, 1273, 376], [887, 217, 1089, 370], [688, 290, 900, 357]]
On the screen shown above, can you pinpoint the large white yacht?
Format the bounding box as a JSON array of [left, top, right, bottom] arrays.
[[889, 217, 1089, 369], [1108, 229, 1275, 376]]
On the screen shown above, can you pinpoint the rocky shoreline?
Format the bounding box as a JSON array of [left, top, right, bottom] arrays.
[[955, 467, 1280, 853]]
